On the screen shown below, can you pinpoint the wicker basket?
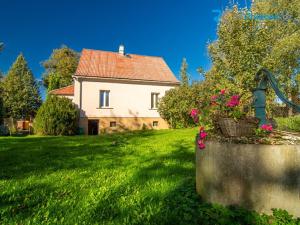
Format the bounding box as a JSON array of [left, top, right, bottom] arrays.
[[218, 118, 258, 137], [238, 120, 257, 137], [218, 118, 240, 137]]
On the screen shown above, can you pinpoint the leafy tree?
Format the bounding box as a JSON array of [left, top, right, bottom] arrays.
[[0, 71, 4, 124], [0, 44, 4, 123], [180, 58, 189, 86], [42, 46, 79, 92], [34, 95, 79, 135], [3, 53, 42, 119], [206, 1, 300, 115]]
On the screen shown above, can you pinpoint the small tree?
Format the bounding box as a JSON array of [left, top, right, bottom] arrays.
[[3, 53, 41, 119], [42, 46, 79, 92], [180, 58, 189, 87], [34, 95, 79, 135]]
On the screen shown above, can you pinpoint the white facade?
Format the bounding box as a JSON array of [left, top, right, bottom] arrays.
[[74, 78, 175, 118]]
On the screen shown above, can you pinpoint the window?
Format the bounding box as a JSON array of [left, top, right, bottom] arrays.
[[110, 121, 116, 127], [100, 90, 110, 108], [153, 121, 159, 127], [151, 93, 159, 109]]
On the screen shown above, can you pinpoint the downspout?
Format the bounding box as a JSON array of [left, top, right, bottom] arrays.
[[79, 78, 83, 117]]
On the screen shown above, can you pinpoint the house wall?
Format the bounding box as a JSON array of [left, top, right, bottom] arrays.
[[79, 117, 169, 134], [74, 78, 176, 118], [73, 78, 176, 134], [55, 95, 74, 101]]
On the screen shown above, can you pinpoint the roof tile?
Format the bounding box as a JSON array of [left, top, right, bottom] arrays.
[[49, 85, 74, 96], [75, 49, 179, 84]]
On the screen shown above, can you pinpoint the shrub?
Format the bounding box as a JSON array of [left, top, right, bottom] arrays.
[[158, 84, 203, 128], [34, 95, 79, 135], [276, 115, 300, 132]]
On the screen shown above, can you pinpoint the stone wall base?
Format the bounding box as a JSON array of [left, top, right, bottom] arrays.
[[196, 141, 300, 217], [79, 117, 169, 134]]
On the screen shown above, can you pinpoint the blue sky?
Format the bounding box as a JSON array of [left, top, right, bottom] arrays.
[[0, 0, 251, 83]]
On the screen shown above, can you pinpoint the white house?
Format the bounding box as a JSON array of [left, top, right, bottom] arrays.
[[50, 45, 179, 135]]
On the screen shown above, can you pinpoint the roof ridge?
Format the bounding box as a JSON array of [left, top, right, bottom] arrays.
[[82, 48, 163, 59]]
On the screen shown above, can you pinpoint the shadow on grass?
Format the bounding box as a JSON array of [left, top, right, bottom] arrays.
[[0, 130, 162, 180], [91, 139, 266, 225], [0, 132, 286, 224]]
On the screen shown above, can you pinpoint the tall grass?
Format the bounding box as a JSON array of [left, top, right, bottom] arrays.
[[276, 115, 300, 132]]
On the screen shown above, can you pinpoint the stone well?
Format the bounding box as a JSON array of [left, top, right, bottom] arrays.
[[196, 141, 300, 217]]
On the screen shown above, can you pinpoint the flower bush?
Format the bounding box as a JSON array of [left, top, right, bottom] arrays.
[[210, 89, 244, 120], [190, 109, 208, 149], [255, 124, 273, 137]]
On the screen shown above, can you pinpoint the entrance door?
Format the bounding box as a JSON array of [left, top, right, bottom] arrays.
[[88, 120, 99, 135]]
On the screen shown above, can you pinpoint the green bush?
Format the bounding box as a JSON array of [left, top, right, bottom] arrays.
[[275, 115, 300, 132], [158, 84, 204, 128], [34, 95, 79, 135]]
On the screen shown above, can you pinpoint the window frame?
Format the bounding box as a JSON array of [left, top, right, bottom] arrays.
[[153, 121, 159, 127], [110, 121, 117, 128], [99, 90, 110, 108], [151, 92, 160, 109]]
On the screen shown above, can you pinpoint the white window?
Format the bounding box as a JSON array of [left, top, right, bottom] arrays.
[[100, 90, 110, 108], [151, 93, 159, 109]]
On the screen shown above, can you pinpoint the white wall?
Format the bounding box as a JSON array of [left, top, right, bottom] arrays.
[[55, 95, 74, 101], [74, 79, 176, 118]]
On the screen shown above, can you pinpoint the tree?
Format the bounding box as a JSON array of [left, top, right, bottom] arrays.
[[206, 1, 300, 115], [42, 46, 79, 92], [0, 71, 4, 124], [180, 58, 189, 86], [0, 43, 4, 123], [34, 95, 79, 135], [3, 54, 42, 119]]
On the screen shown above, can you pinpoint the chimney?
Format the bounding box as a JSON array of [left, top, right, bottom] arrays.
[[118, 44, 125, 55]]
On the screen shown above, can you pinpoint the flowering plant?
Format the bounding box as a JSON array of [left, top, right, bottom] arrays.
[[255, 124, 273, 137], [190, 109, 208, 150], [210, 89, 244, 120]]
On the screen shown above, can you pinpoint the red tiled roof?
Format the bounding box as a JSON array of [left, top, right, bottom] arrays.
[[75, 49, 180, 84], [49, 85, 74, 96]]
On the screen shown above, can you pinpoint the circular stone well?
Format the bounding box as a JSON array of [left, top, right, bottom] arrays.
[[196, 141, 300, 217]]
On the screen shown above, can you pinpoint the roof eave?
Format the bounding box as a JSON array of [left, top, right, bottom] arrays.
[[73, 74, 180, 86]]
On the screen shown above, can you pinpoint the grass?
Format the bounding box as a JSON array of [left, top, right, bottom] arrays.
[[276, 115, 300, 132], [0, 128, 299, 225]]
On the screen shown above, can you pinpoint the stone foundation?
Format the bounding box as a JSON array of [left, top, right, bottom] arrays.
[[196, 141, 300, 217], [79, 117, 169, 134]]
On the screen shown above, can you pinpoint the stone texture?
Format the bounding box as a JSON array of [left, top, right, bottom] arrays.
[[196, 141, 300, 217], [79, 117, 169, 134]]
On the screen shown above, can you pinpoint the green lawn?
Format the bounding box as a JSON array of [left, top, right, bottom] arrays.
[[0, 128, 298, 225]]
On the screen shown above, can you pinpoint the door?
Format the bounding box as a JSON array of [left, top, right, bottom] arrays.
[[88, 120, 99, 135]]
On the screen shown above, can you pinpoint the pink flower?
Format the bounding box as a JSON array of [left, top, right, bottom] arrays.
[[220, 89, 226, 95], [261, 124, 273, 132], [211, 95, 218, 101], [190, 108, 199, 117], [197, 139, 206, 149], [226, 95, 240, 107], [200, 131, 207, 139]]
